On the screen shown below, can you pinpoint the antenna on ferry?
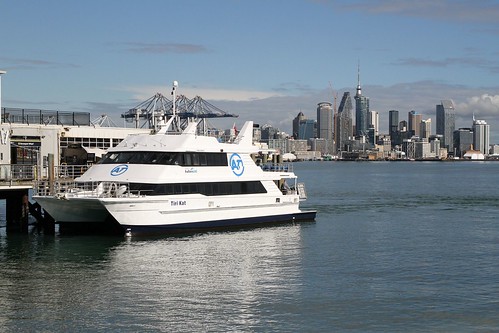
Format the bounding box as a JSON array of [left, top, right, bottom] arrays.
[[172, 80, 178, 117]]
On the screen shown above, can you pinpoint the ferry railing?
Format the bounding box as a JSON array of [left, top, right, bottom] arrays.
[[33, 180, 146, 198], [260, 163, 293, 172], [56, 164, 91, 179]]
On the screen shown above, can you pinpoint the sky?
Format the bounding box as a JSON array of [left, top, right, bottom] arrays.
[[1, 0, 499, 142]]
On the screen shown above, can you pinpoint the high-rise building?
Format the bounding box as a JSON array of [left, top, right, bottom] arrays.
[[472, 116, 490, 155], [389, 110, 399, 147], [420, 118, 432, 140], [436, 100, 456, 153], [335, 92, 353, 152], [370, 111, 379, 137], [293, 112, 316, 140], [298, 119, 316, 141], [354, 65, 369, 137], [292, 112, 306, 139], [453, 128, 473, 158], [408, 110, 422, 137], [317, 102, 333, 153]]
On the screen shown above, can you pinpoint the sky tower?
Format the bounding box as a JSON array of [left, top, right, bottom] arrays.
[[354, 62, 369, 137]]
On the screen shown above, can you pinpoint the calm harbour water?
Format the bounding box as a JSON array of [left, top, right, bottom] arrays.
[[1, 161, 499, 332]]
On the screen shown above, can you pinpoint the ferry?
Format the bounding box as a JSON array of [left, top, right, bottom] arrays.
[[33, 83, 316, 235]]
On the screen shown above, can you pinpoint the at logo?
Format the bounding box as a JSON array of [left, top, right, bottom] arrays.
[[229, 153, 244, 176], [110, 164, 128, 176]]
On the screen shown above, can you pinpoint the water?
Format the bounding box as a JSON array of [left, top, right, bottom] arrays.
[[1, 161, 499, 332]]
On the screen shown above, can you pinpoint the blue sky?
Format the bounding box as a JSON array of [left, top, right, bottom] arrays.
[[1, 0, 499, 141]]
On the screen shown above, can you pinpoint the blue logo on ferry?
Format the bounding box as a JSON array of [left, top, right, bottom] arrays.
[[110, 164, 128, 176], [230, 153, 244, 176]]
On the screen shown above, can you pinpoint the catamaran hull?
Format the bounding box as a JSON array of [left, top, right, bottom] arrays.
[[120, 210, 317, 234], [33, 196, 109, 223], [34, 195, 316, 235]]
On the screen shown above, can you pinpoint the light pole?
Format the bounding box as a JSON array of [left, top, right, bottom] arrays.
[[0, 70, 6, 124], [172, 80, 178, 117]]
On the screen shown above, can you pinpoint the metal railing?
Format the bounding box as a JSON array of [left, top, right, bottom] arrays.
[[33, 180, 137, 198], [0, 164, 91, 183], [0, 164, 37, 181], [260, 163, 293, 172], [1, 107, 91, 126]]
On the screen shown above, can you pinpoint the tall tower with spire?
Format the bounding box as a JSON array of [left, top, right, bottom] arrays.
[[354, 62, 369, 137]]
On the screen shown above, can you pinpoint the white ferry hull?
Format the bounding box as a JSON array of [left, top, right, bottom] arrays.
[[33, 194, 315, 234], [99, 194, 315, 234]]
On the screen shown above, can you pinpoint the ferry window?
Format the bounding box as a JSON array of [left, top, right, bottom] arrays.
[[184, 153, 192, 166], [192, 153, 200, 166], [203, 183, 213, 195], [199, 154, 207, 166], [174, 153, 183, 165], [164, 184, 174, 195]]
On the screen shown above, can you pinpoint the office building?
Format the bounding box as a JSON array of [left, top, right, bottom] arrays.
[[472, 117, 490, 155], [293, 112, 316, 141], [370, 110, 379, 136], [453, 128, 473, 158], [335, 92, 353, 152], [292, 112, 306, 139], [420, 118, 431, 140], [408, 110, 422, 137], [436, 100, 456, 153], [317, 102, 333, 153], [389, 110, 399, 147]]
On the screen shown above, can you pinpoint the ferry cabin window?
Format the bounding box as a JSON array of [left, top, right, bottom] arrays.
[[98, 152, 227, 166], [129, 181, 267, 196]]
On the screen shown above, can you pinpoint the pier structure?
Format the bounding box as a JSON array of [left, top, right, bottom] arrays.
[[0, 109, 150, 233], [0, 87, 236, 233]]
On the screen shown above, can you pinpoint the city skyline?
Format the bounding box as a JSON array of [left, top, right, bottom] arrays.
[[1, 1, 499, 142]]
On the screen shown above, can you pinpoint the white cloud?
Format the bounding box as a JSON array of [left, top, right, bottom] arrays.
[[118, 85, 284, 103], [456, 94, 499, 118]]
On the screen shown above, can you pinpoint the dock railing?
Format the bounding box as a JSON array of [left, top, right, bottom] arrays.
[[0, 164, 91, 186]]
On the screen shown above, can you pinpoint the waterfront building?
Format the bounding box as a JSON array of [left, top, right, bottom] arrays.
[[436, 100, 456, 153], [309, 137, 328, 156], [354, 67, 369, 138], [286, 139, 308, 154], [408, 110, 422, 137], [429, 135, 443, 158], [335, 92, 353, 152], [316, 102, 333, 154], [266, 138, 288, 154], [402, 139, 416, 160], [388, 110, 399, 147], [453, 128, 473, 158], [472, 117, 490, 155], [1, 119, 149, 177], [415, 140, 435, 160]]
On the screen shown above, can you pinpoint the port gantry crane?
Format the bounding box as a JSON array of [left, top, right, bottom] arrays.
[[121, 92, 238, 133]]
